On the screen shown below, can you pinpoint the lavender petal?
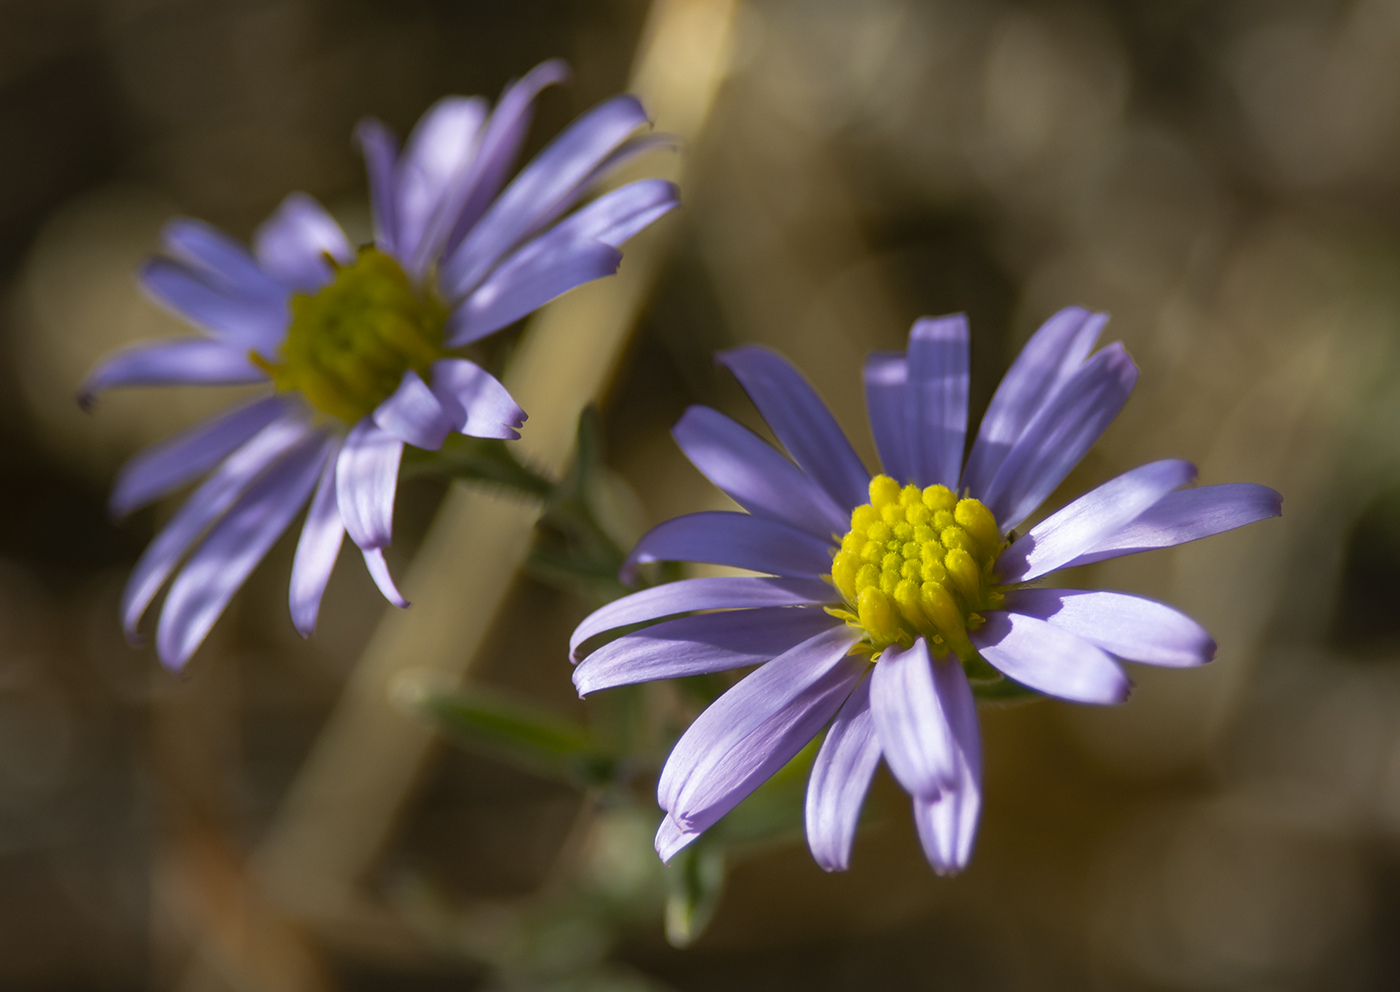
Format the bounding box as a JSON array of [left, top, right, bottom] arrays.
[[655, 815, 699, 863], [428, 358, 526, 439], [961, 307, 1106, 498], [335, 419, 403, 550], [907, 315, 969, 490], [253, 193, 354, 293], [289, 450, 345, 638], [395, 95, 488, 275], [162, 218, 286, 303], [1061, 483, 1284, 568], [718, 346, 870, 513], [658, 624, 865, 834], [1002, 588, 1215, 667], [869, 639, 957, 797], [979, 342, 1138, 532], [863, 352, 911, 484], [80, 339, 266, 407], [805, 676, 880, 872], [997, 459, 1197, 583], [672, 405, 848, 540], [570, 576, 839, 661], [354, 117, 401, 259], [971, 611, 1131, 704], [620, 511, 837, 584], [372, 370, 453, 451], [911, 657, 981, 875], [140, 258, 289, 354], [362, 547, 409, 608]]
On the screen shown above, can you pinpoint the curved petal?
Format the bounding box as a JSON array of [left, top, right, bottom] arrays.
[[971, 611, 1130, 704], [109, 396, 286, 517], [620, 511, 836, 584], [805, 676, 880, 872], [434, 60, 572, 263], [362, 547, 409, 608], [996, 459, 1197, 583], [120, 416, 316, 639], [289, 448, 345, 638], [156, 435, 330, 669], [444, 237, 621, 346], [163, 219, 285, 303], [80, 339, 266, 407], [531, 178, 678, 249], [672, 406, 847, 540], [961, 307, 1106, 497], [354, 117, 401, 259], [869, 639, 957, 797], [864, 352, 911, 484], [335, 419, 403, 550], [979, 342, 1138, 532], [440, 94, 649, 298], [427, 358, 526, 439], [1061, 483, 1284, 568], [571, 576, 838, 661], [253, 193, 354, 293], [717, 346, 870, 513], [658, 624, 865, 835], [655, 814, 699, 863], [372, 370, 453, 451], [574, 607, 839, 696], [906, 315, 969, 490], [911, 658, 980, 876], [395, 95, 488, 272], [1002, 588, 1215, 667], [140, 258, 289, 354]]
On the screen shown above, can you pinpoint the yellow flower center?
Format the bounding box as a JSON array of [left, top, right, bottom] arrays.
[[253, 246, 448, 423], [828, 475, 1006, 660]]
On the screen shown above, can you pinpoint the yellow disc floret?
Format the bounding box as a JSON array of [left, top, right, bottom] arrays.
[[828, 475, 1007, 660], [253, 246, 448, 423]]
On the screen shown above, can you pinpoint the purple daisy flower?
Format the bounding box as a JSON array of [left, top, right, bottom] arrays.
[[569, 307, 1282, 875], [82, 60, 678, 670]]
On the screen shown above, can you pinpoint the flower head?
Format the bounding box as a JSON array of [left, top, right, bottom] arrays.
[[82, 60, 678, 670], [570, 308, 1282, 875]]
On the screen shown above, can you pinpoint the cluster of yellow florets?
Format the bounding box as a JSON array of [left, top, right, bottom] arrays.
[[829, 475, 1006, 659]]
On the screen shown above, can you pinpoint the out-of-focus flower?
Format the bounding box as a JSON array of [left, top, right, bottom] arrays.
[[570, 308, 1282, 874], [82, 60, 678, 670]]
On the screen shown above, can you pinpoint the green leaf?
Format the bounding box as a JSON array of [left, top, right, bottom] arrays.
[[418, 685, 617, 788]]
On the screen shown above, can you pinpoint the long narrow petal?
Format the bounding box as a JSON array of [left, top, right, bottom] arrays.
[[526, 178, 678, 249], [440, 94, 649, 298], [961, 307, 1106, 497], [156, 436, 330, 668], [289, 447, 345, 638], [620, 511, 836, 584], [163, 219, 286, 303], [395, 95, 488, 272], [354, 118, 401, 258], [971, 611, 1130, 704], [120, 417, 315, 639], [253, 193, 354, 293], [427, 358, 526, 439], [110, 396, 287, 518], [335, 419, 403, 550], [805, 676, 880, 872], [571, 576, 838, 661], [718, 346, 870, 513], [444, 237, 621, 346], [864, 353, 911, 484], [869, 639, 957, 797], [911, 657, 981, 875], [372, 370, 453, 451], [362, 547, 409, 608], [996, 459, 1197, 583], [1002, 588, 1215, 667], [906, 315, 969, 490], [80, 339, 265, 407], [140, 259, 288, 353], [433, 60, 572, 264], [1061, 483, 1284, 568], [979, 343, 1138, 532], [658, 624, 864, 834], [672, 406, 847, 540], [574, 607, 840, 696]]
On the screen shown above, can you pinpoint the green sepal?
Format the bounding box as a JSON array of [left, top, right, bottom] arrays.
[[403, 433, 554, 499]]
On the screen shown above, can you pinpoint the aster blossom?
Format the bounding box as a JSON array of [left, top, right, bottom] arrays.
[[82, 60, 678, 670], [569, 307, 1282, 874]]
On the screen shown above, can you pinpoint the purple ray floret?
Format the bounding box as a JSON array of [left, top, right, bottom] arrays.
[[569, 307, 1282, 875], [82, 61, 678, 671]]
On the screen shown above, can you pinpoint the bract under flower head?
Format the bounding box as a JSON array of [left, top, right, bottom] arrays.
[[253, 247, 448, 423], [829, 475, 1004, 659]]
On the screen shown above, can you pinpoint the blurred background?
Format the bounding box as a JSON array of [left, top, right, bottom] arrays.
[[1, 0, 1399, 988]]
